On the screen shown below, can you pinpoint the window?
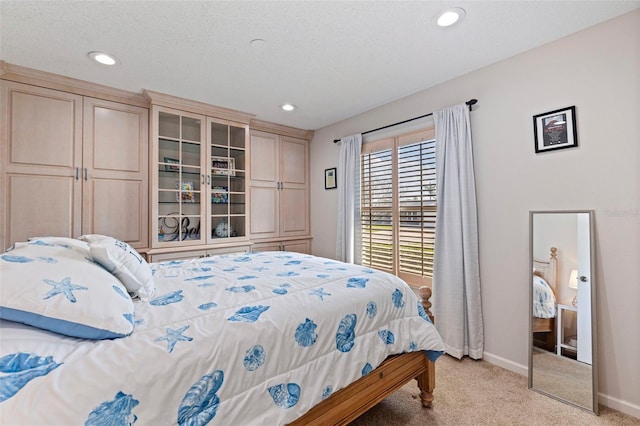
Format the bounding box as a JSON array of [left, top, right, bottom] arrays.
[[360, 128, 436, 287]]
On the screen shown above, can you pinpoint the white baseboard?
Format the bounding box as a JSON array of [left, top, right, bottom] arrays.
[[598, 393, 640, 420], [483, 351, 528, 376], [483, 351, 640, 420]]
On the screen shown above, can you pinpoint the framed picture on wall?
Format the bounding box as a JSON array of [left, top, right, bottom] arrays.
[[533, 106, 578, 153], [325, 167, 337, 190]]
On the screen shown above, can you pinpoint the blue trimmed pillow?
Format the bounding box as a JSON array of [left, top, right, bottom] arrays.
[[80, 235, 155, 301], [0, 239, 135, 339]]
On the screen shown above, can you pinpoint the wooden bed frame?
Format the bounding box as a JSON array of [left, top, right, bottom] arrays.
[[532, 247, 558, 351], [289, 286, 436, 425]]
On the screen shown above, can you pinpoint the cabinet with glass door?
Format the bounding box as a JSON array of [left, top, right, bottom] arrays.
[[208, 118, 248, 243], [153, 108, 206, 246], [150, 103, 250, 252]]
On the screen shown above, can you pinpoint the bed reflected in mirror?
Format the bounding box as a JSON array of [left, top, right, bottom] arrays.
[[529, 211, 598, 414]]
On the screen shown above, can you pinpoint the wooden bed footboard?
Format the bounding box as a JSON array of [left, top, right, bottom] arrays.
[[288, 286, 436, 425]]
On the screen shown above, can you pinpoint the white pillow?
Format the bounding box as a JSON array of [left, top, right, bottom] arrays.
[[27, 236, 91, 254], [0, 240, 134, 339], [80, 235, 155, 301]]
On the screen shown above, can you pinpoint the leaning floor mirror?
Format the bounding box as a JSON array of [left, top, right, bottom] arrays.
[[529, 210, 598, 414]]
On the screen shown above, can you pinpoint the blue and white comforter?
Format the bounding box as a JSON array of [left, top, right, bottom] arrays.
[[533, 275, 556, 319], [0, 251, 444, 425]]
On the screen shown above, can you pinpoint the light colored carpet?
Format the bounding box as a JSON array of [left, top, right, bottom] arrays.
[[348, 354, 639, 425]]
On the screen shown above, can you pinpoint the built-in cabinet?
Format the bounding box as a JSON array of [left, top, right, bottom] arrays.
[[0, 80, 148, 251], [145, 91, 255, 262], [249, 125, 313, 254], [1, 63, 314, 259]]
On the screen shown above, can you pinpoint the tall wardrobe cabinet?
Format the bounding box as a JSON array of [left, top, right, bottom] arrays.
[[0, 80, 148, 251], [249, 123, 313, 253]]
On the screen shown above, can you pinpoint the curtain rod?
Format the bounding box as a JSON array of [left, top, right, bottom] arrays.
[[333, 98, 477, 143]]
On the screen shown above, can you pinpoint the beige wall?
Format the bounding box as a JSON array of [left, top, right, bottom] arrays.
[[309, 10, 639, 417]]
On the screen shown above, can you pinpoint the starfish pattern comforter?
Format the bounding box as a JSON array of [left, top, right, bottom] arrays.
[[0, 251, 445, 425]]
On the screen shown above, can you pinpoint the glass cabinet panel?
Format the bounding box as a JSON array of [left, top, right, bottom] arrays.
[[155, 110, 204, 245], [208, 119, 247, 242]]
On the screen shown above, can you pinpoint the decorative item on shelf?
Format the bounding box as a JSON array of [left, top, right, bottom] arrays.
[[324, 167, 337, 190], [533, 105, 578, 153], [164, 157, 179, 172], [568, 269, 579, 306], [212, 186, 229, 204], [158, 214, 200, 241], [211, 156, 236, 176], [176, 181, 195, 203], [214, 219, 234, 238]]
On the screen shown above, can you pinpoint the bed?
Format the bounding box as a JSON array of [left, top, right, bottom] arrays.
[[0, 235, 445, 425], [532, 247, 558, 351]]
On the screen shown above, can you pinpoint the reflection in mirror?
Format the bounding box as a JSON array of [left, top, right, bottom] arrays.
[[529, 211, 598, 414]]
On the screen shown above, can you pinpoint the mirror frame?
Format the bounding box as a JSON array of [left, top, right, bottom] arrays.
[[528, 210, 598, 414]]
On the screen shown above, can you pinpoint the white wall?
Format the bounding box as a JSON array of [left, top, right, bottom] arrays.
[[309, 10, 639, 417]]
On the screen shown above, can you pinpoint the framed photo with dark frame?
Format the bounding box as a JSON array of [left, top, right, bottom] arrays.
[[533, 106, 578, 153], [325, 167, 337, 190]]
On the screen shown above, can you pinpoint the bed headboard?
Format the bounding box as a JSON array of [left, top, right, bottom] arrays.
[[533, 247, 558, 295]]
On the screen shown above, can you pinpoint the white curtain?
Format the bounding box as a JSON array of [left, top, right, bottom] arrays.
[[433, 103, 484, 359], [335, 134, 362, 263]]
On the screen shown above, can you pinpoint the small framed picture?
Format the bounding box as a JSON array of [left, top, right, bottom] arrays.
[[176, 181, 195, 203], [164, 157, 179, 172], [533, 106, 578, 153], [211, 186, 228, 204], [325, 167, 337, 190], [211, 156, 236, 176]]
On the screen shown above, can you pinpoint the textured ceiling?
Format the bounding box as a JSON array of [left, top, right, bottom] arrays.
[[1, 1, 638, 130]]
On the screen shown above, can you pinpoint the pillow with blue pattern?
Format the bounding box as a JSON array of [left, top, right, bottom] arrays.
[[0, 239, 135, 339], [80, 235, 155, 301]]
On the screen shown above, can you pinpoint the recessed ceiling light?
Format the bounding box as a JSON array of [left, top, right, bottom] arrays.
[[436, 7, 465, 27], [281, 104, 296, 112], [88, 51, 118, 65], [250, 38, 267, 48]]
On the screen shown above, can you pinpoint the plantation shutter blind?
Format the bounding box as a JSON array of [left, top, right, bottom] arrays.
[[360, 128, 436, 287], [397, 129, 436, 286], [361, 138, 394, 273]]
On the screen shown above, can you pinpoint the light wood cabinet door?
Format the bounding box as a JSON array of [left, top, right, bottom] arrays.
[[279, 136, 309, 237], [1, 82, 149, 251], [283, 239, 310, 254], [248, 131, 309, 240], [249, 131, 279, 238], [251, 241, 284, 252], [252, 238, 311, 254], [4, 174, 78, 249], [83, 97, 149, 248], [1, 82, 83, 250]]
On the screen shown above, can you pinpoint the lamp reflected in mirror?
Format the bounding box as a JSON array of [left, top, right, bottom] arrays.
[[568, 269, 578, 307]]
